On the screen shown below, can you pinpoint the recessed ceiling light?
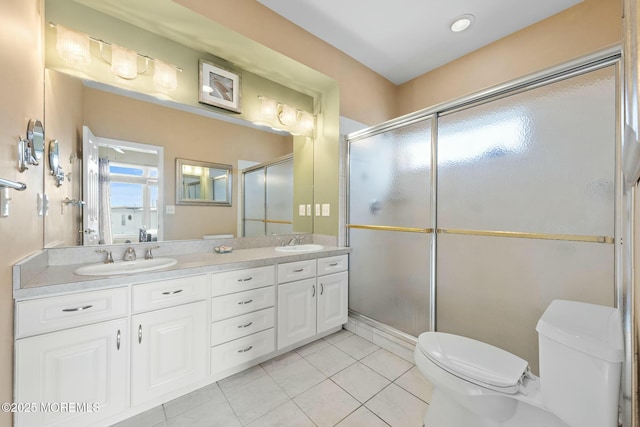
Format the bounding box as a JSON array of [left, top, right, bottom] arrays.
[[450, 14, 475, 32]]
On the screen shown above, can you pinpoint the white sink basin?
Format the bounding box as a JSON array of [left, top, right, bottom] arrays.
[[74, 257, 178, 276], [275, 244, 325, 253]]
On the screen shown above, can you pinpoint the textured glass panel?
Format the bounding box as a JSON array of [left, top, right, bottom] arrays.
[[348, 228, 431, 336], [437, 66, 616, 236], [436, 233, 614, 374], [243, 169, 265, 221], [243, 220, 264, 237], [266, 160, 294, 223], [349, 118, 432, 228]]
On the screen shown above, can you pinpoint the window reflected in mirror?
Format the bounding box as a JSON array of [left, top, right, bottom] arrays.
[[176, 158, 232, 206]]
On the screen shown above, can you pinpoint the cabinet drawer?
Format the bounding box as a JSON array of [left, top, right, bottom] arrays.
[[132, 275, 208, 313], [317, 255, 348, 276], [277, 259, 316, 284], [211, 266, 275, 297], [15, 287, 128, 338], [211, 329, 275, 375], [210, 307, 275, 346], [211, 286, 275, 321]]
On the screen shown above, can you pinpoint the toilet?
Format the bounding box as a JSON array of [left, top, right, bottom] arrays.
[[414, 300, 624, 427]]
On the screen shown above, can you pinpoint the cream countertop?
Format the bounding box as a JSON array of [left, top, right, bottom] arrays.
[[14, 246, 350, 300]]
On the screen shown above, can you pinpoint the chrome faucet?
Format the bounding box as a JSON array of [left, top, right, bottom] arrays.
[[96, 249, 114, 264], [145, 245, 160, 260], [287, 235, 305, 246], [123, 247, 137, 261]]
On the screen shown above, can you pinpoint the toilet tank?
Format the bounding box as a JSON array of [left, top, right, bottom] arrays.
[[536, 300, 623, 427]]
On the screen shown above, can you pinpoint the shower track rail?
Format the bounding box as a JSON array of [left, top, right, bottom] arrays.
[[346, 224, 613, 244]]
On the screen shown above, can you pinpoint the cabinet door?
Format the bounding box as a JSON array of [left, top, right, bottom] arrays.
[[317, 272, 348, 334], [15, 318, 128, 427], [277, 278, 316, 349], [131, 301, 207, 406]]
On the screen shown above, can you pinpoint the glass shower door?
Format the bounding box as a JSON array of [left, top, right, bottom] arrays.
[[348, 117, 434, 337], [436, 65, 617, 371]]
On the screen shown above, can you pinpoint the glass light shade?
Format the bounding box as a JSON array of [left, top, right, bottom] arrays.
[[153, 59, 178, 91], [278, 104, 297, 126], [110, 45, 138, 79], [298, 111, 315, 135], [56, 25, 91, 65], [260, 96, 278, 119]]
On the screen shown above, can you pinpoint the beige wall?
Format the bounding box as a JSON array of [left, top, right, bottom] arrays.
[[397, 0, 622, 115], [44, 70, 84, 247], [82, 87, 292, 240], [0, 1, 44, 425]]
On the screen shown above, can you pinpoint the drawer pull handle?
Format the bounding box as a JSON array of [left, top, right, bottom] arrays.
[[138, 324, 143, 344], [321, 283, 324, 295], [162, 289, 183, 295], [238, 322, 253, 328], [238, 299, 254, 305], [329, 262, 339, 267], [117, 329, 121, 351], [238, 277, 253, 282], [62, 304, 93, 312], [238, 346, 253, 353], [293, 268, 304, 273]]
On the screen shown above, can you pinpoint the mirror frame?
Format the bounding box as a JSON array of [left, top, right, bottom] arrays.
[[176, 158, 232, 206]]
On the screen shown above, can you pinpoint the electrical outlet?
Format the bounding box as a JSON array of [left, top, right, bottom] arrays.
[[322, 204, 330, 216], [306, 204, 311, 216], [166, 205, 176, 214], [299, 204, 306, 216], [315, 204, 321, 216]]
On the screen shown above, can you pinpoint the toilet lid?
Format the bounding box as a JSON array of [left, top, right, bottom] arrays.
[[417, 332, 529, 394]]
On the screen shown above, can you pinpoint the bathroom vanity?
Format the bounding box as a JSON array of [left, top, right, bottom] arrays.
[[12, 238, 349, 427]]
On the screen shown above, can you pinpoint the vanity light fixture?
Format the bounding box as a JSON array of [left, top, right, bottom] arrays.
[[256, 95, 315, 136], [56, 24, 91, 65], [450, 14, 475, 32], [50, 22, 181, 91]]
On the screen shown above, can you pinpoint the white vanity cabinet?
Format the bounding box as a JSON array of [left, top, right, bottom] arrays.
[[14, 288, 129, 427], [210, 266, 276, 377], [130, 275, 208, 406], [277, 255, 348, 349]]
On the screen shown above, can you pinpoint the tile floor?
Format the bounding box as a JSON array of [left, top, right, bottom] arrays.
[[113, 329, 433, 427]]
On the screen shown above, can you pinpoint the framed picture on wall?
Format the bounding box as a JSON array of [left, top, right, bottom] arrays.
[[198, 59, 242, 113]]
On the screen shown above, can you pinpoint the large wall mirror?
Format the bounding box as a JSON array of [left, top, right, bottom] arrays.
[[42, 0, 317, 248]]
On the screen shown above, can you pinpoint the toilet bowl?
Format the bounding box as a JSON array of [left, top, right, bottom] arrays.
[[415, 300, 623, 427]]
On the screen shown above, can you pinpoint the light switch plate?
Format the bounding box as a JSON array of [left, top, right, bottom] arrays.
[[322, 204, 330, 216], [299, 204, 306, 216], [166, 205, 176, 214], [306, 204, 311, 216]]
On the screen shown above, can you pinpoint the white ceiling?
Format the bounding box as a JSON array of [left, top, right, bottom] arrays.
[[257, 0, 582, 85]]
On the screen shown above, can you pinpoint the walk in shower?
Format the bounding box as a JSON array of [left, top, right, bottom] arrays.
[[347, 50, 620, 373]]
